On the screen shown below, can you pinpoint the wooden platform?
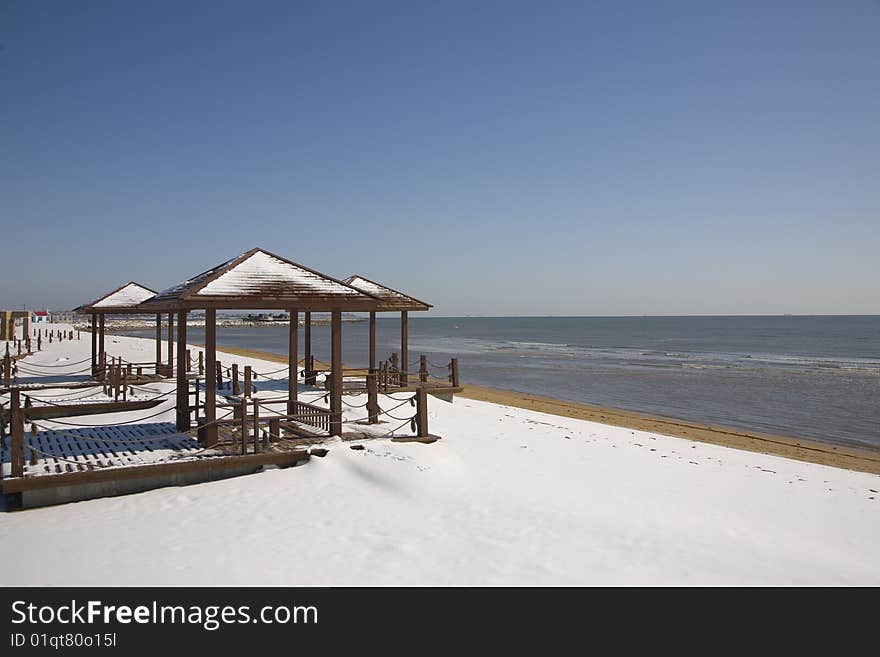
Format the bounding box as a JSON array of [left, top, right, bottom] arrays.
[[1, 421, 310, 508], [0, 422, 202, 478]]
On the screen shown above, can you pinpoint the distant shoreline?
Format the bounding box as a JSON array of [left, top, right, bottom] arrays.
[[206, 343, 880, 477], [74, 316, 365, 331]]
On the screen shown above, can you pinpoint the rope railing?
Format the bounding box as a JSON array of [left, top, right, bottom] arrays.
[[17, 384, 104, 400], [24, 385, 178, 408], [14, 363, 94, 376], [15, 355, 93, 368], [29, 401, 175, 428]]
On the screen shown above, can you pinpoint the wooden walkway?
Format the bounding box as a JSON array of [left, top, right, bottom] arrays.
[[0, 422, 202, 478]]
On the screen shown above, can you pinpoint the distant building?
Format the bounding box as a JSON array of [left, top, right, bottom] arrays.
[[32, 310, 50, 324]]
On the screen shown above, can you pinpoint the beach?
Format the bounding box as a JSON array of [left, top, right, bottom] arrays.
[[3, 325, 877, 586], [119, 315, 880, 451], [199, 342, 880, 476]]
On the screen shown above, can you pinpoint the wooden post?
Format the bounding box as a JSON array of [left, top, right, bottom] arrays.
[[90, 313, 98, 376], [419, 354, 428, 383], [369, 311, 376, 371], [122, 370, 128, 401], [113, 359, 120, 401], [400, 310, 409, 386], [288, 309, 298, 414], [330, 310, 343, 436], [98, 314, 105, 380], [37, 332, 41, 351], [244, 365, 252, 398], [401, 312, 410, 386], [450, 358, 460, 387], [201, 308, 218, 447], [176, 310, 189, 431], [239, 396, 247, 455], [216, 360, 224, 390], [198, 351, 204, 376], [252, 398, 260, 453], [186, 349, 192, 373], [194, 378, 200, 424], [10, 389, 24, 478], [304, 311, 314, 385], [232, 364, 240, 396], [416, 386, 428, 438], [2, 351, 10, 388], [269, 418, 280, 442], [155, 313, 162, 375], [167, 312, 174, 375], [391, 352, 399, 387], [367, 370, 379, 424]]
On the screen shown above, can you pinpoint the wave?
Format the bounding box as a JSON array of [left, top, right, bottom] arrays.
[[407, 336, 880, 375]]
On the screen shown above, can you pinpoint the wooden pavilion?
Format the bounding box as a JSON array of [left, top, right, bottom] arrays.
[[342, 275, 432, 386], [136, 248, 389, 446], [73, 282, 159, 379]]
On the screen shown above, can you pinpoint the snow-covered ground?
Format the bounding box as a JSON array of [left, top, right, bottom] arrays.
[[1, 325, 878, 585]]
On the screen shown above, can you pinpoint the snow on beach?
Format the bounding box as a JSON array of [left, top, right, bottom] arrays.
[[1, 326, 879, 585]]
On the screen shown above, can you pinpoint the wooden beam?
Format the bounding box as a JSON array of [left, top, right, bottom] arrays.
[[155, 313, 162, 373], [2, 450, 310, 493], [21, 399, 163, 420], [400, 311, 408, 386], [304, 311, 312, 374], [330, 310, 342, 436], [369, 311, 376, 371], [415, 386, 428, 437], [98, 314, 105, 381], [88, 313, 97, 377], [202, 308, 217, 447], [176, 310, 189, 431], [167, 312, 174, 373], [288, 309, 298, 414], [10, 389, 23, 478]]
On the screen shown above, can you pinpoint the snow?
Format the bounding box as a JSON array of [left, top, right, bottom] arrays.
[[346, 276, 409, 302], [197, 250, 364, 297], [1, 329, 879, 585], [92, 282, 156, 308]]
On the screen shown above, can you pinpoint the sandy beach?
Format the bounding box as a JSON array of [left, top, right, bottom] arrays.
[[203, 343, 880, 476], [2, 326, 879, 585]]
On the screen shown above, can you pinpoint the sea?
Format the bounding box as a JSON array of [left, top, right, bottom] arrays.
[[126, 315, 880, 450]]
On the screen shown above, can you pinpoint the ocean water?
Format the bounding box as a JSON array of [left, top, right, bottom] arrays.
[[127, 316, 880, 449]]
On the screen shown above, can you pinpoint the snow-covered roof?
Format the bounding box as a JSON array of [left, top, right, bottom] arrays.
[[75, 282, 158, 314], [142, 248, 382, 311], [343, 275, 431, 311]]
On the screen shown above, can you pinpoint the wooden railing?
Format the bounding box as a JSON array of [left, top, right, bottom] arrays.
[[287, 400, 332, 434]]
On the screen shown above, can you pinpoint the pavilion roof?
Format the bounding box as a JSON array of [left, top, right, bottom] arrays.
[[75, 282, 158, 315], [342, 275, 432, 311], [138, 248, 382, 311]]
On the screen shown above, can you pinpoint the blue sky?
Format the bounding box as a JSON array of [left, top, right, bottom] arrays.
[[1, 1, 878, 315]]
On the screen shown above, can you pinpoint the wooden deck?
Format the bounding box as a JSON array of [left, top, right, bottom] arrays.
[[1, 419, 310, 507], [1, 422, 203, 478]]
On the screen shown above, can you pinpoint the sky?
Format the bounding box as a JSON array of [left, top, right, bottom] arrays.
[[1, 1, 878, 316]]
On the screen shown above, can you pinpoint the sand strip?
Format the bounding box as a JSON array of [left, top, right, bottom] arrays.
[[208, 343, 880, 476]]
